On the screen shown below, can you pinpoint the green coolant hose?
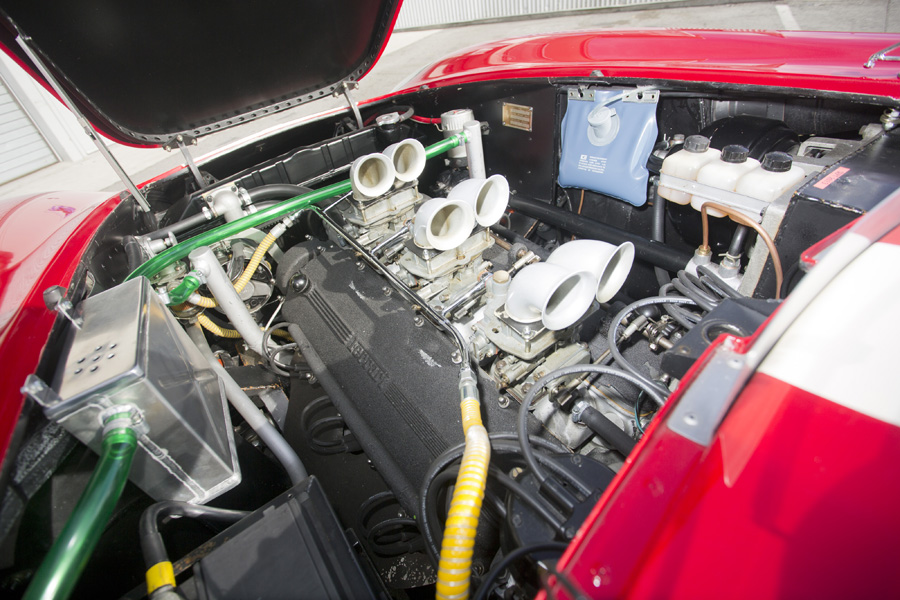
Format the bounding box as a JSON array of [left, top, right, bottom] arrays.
[[23, 423, 138, 600], [126, 133, 468, 283]]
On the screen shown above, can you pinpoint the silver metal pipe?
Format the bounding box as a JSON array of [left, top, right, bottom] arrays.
[[372, 222, 411, 256], [317, 209, 471, 368], [187, 326, 307, 485], [189, 246, 264, 353], [442, 250, 538, 318], [442, 275, 490, 319]]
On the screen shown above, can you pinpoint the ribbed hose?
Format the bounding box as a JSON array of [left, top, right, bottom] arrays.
[[436, 369, 491, 600], [233, 231, 276, 293], [23, 426, 137, 600], [197, 313, 241, 338]]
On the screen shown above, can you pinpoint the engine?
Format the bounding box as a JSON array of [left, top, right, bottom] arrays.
[[16, 81, 899, 599]]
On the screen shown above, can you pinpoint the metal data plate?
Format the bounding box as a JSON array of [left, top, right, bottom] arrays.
[[502, 102, 534, 131], [46, 277, 240, 504]]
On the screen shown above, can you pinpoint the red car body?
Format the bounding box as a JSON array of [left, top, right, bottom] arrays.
[[2, 22, 900, 600]]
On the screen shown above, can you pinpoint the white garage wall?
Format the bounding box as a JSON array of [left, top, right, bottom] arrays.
[[395, 0, 694, 29]]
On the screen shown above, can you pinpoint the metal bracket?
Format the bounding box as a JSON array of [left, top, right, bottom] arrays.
[[623, 89, 660, 103], [21, 375, 63, 408], [12, 28, 151, 212], [666, 342, 751, 446], [567, 87, 595, 102], [164, 134, 206, 190], [334, 81, 363, 129], [43, 285, 83, 329], [864, 42, 900, 75]]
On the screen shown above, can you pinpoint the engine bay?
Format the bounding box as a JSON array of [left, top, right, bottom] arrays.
[[7, 77, 900, 599]]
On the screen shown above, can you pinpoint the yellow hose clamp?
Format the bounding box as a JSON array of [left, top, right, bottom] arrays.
[[146, 561, 176, 595]]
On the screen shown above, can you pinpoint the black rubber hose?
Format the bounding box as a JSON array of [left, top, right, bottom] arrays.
[[508, 196, 692, 273], [139, 501, 248, 569], [418, 435, 584, 565], [518, 365, 667, 497], [122, 235, 148, 271], [247, 184, 312, 203], [472, 541, 570, 600], [287, 324, 419, 515], [146, 211, 212, 240], [579, 406, 636, 456], [727, 225, 749, 257]]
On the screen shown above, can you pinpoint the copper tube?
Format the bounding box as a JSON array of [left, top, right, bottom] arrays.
[[700, 202, 783, 299]]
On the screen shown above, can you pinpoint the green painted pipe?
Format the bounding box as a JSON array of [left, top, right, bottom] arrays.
[[24, 426, 137, 600], [127, 133, 468, 283]]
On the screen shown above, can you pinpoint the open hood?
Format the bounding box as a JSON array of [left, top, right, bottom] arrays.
[[0, 0, 401, 146]]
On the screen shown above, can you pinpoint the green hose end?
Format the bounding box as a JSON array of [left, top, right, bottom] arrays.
[[166, 273, 202, 306]]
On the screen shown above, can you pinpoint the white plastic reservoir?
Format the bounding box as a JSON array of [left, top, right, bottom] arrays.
[[658, 135, 721, 205], [735, 151, 806, 203], [693, 144, 760, 217]]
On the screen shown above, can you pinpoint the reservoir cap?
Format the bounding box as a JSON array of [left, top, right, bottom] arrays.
[[761, 151, 793, 172], [684, 135, 711, 153], [721, 144, 750, 163]]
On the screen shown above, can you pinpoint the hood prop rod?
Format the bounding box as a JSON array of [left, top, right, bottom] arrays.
[[13, 28, 151, 212], [164, 135, 206, 191], [334, 81, 364, 130]]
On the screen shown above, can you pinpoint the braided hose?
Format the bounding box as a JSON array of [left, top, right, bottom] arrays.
[[436, 369, 491, 600]]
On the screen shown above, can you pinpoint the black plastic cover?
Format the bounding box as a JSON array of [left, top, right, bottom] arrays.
[[701, 116, 800, 160], [191, 477, 378, 600], [661, 298, 778, 378], [0, 0, 400, 145]]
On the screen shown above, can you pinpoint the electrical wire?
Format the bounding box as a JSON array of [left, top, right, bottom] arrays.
[[472, 542, 569, 600], [606, 296, 698, 398], [419, 434, 578, 565], [261, 321, 300, 376], [518, 365, 668, 501]]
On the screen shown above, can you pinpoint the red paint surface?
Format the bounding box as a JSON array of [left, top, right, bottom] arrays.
[[0, 192, 119, 460], [401, 30, 900, 98], [555, 368, 900, 599]]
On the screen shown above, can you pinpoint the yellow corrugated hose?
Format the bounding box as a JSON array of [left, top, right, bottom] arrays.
[[233, 232, 277, 293], [436, 370, 491, 600], [189, 293, 217, 308], [197, 313, 241, 338], [188, 231, 278, 308]]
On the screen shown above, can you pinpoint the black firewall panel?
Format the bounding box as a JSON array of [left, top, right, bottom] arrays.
[[282, 247, 514, 514]]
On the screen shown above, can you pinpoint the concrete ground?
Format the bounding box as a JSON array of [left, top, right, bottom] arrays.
[[1, 0, 896, 200]]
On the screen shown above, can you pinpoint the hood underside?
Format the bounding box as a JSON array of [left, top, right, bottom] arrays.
[[0, 0, 400, 146]]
